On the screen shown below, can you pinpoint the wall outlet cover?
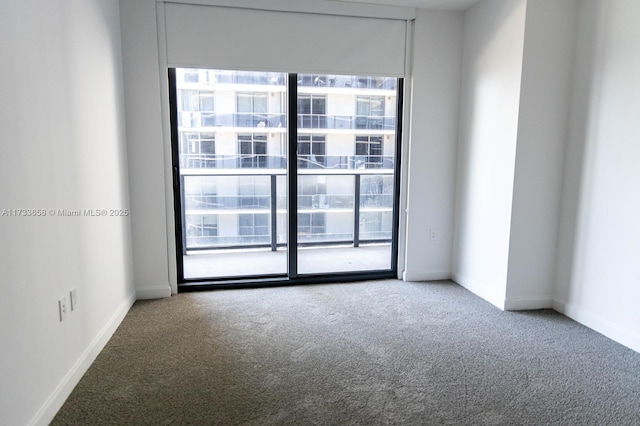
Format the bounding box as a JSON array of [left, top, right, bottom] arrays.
[[58, 297, 67, 321], [70, 288, 77, 311]]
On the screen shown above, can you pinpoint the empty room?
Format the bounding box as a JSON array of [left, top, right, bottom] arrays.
[[1, 0, 639, 424]]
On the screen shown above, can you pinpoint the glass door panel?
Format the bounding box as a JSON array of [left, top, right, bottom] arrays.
[[296, 74, 397, 275], [174, 68, 287, 280]]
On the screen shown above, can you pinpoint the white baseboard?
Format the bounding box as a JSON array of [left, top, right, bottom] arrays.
[[402, 270, 450, 282], [29, 291, 137, 426], [553, 300, 640, 354], [451, 272, 506, 310], [136, 284, 172, 300], [503, 296, 554, 311]]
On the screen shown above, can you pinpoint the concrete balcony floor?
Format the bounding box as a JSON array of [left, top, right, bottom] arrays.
[[183, 243, 392, 279]]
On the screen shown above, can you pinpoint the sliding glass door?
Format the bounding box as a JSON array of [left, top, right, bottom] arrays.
[[169, 68, 401, 286], [295, 74, 398, 275]]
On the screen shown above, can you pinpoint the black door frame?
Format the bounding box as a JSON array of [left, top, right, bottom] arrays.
[[168, 69, 404, 291]]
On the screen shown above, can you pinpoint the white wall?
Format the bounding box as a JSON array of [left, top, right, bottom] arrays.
[[452, 0, 526, 307], [403, 8, 464, 281], [454, 0, 640, 354], [554, 0, 640, 353], [504, 0, 577, 309], [120, 0, 174, 298], [0, 0, 135, 424]]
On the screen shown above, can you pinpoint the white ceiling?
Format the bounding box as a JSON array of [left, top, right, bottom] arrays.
[[332, 0, 483, 11]]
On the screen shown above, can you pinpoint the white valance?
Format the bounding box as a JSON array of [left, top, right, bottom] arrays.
[[163, 2, 410, 77]]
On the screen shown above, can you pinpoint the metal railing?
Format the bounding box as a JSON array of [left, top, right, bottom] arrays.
[[180, 71, 396, 91], [296, 114, 396, 130], [180, 154, 395, 170], [181, 169, 394, 252], [179, 112, 395, 130], [297, 74, 397, 90]]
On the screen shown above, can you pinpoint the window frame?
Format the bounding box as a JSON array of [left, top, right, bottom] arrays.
[[237, 133, 268, 168]]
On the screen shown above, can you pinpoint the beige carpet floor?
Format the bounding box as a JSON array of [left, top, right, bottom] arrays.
[[53, 280, 640, 425]]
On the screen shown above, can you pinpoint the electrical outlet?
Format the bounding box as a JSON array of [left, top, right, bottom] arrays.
[[70, 288, 77, 311], [58, 297, 68, 322], [430, 229, 437, 241]]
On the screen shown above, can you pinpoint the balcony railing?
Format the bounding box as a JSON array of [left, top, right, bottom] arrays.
[[181, 170, 394, 252], [296, 115, 396, 130], [297, 74, 397, 90], [179, 112, 395, 130], [180, 112, 286, 128], [180, 154, 395, 170], [180, 71, 396, 91]]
